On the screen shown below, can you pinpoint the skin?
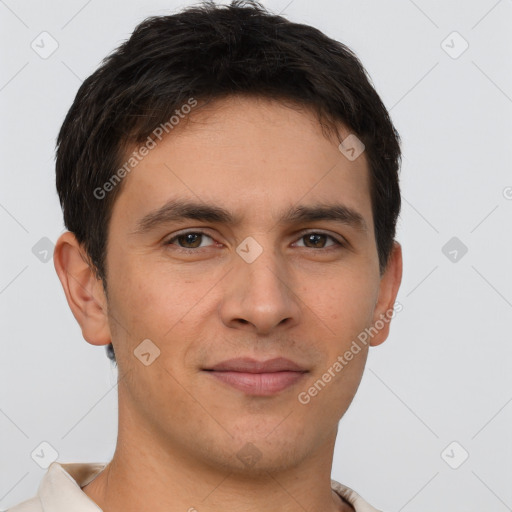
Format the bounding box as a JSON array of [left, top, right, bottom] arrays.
[[54, 95, 402, 512]]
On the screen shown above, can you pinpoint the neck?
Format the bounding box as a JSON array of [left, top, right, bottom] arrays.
[[82, 388, 353, 512]]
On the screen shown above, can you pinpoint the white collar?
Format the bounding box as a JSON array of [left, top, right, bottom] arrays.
[[38, 462, 106, 512]]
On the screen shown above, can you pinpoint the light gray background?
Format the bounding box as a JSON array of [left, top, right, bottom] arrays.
[[1, 0, 511, 510]]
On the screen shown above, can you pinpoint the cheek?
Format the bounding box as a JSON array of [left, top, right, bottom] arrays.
[[109, 256, 208, 337], [305, 270, 378, 340]]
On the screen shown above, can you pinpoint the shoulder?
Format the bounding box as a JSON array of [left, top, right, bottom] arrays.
[[4, 496, 43, 512]]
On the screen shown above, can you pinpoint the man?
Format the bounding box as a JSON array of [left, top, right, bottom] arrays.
[[8, 1, 402, 510]]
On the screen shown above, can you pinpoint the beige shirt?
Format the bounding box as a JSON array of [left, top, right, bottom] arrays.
[[6, 462, 382, 512]]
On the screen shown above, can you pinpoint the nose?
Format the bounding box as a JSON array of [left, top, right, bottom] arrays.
[[218, 242, 301, 335]]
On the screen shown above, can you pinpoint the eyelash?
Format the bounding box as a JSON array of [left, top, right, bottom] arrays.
[[164, 230, 346, 252]]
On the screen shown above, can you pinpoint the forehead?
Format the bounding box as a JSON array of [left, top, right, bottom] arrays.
[[111, 95, 373, 231]]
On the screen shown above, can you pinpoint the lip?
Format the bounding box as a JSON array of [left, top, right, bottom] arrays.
[[206, 357, 307, 373], [203, 357, 308, 396]]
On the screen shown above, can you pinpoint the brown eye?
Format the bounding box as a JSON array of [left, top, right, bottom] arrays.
[[295, 232, 341, 249], [166, 231, 214, 249]]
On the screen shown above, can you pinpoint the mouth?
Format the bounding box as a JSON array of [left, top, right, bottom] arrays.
[[202, 357, 309, 396]]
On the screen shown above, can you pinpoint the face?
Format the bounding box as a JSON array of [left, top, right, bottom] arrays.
[[99, 95, 399, 474]]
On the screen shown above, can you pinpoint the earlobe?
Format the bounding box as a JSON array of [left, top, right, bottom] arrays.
[[369, 241, 403, 347], [53, 231, 111, 346]]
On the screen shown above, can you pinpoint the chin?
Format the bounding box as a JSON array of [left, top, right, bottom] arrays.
[[224, 430, 316, 474]]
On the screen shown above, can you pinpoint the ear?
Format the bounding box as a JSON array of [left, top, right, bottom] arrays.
[[53, 231, 111, 346], [369, 241, 403, 347]]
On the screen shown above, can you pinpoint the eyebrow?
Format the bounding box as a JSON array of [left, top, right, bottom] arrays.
[[130, 198, 368, 235]]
